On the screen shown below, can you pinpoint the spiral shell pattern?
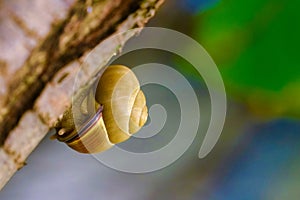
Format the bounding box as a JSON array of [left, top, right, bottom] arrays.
[[95, 65, 148, 144], [54, 65, 148, 154]]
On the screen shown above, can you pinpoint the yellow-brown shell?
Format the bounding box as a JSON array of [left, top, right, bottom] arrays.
[[55, 65, 148, 153], [95, 65, 148, 143]]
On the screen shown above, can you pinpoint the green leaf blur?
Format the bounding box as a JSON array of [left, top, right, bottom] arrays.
[[194, 0, 300, 117]]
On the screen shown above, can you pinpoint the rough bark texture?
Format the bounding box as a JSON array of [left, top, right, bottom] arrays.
[[0, 0, 164, 190]]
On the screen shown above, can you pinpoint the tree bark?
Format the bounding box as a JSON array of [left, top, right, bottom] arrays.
[[0, 0, 164, 190]]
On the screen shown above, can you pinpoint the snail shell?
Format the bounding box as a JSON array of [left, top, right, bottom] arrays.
[[54, 65, 148, 153]]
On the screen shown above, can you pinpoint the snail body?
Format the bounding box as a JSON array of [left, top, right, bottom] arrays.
[[54, 65, 148, 153]]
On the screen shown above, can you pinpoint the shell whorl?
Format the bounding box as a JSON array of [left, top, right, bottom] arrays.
[[95, 65, 148, 144], [54, 65, 148, 153]]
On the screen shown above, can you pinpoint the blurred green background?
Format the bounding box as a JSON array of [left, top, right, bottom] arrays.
[[1, 0, 300, 199], [161, 0, 300, 199], [197, 0, 300, 118]]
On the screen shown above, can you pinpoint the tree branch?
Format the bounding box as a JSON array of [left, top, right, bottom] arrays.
[[0, 0, 164, 190]]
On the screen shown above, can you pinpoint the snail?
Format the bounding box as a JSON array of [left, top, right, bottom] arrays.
[[52, 65, 148, 153]]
